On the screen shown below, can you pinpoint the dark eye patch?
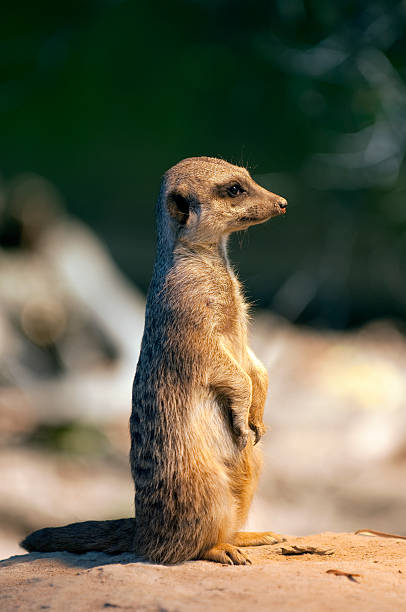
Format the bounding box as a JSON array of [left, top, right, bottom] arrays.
[[227, 183, 245, 197], [214, 180, 248, 199]]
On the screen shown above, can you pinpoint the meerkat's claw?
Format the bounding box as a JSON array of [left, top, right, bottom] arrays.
[[249, 422, 265, 445]]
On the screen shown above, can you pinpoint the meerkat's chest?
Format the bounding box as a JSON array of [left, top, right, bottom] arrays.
[[216, 276, 249, 363]]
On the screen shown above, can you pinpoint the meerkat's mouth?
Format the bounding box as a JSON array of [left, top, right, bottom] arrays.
[[238, 209, 283, 224], [238, 216, 258, 222]]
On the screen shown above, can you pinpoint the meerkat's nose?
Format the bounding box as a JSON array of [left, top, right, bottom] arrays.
[[276, 197, 288, 212]]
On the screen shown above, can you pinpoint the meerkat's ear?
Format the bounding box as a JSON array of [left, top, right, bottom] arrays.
[[167, 191, 194, 226]]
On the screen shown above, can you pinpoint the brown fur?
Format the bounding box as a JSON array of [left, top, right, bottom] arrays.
[[22, 156, 287, 565]]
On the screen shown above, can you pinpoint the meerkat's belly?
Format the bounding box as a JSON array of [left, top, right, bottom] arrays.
[[188, 392, 238, 465]]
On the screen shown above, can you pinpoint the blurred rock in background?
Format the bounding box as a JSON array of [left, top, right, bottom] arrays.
[[0, 173, 145, 422]]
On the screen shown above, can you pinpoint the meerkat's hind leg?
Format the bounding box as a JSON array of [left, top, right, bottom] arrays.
[[232, 531, 286, 547], [200, 543, 252, 565]]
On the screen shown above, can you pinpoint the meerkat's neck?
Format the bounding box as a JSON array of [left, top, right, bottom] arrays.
[[174, 235, 230, 267]]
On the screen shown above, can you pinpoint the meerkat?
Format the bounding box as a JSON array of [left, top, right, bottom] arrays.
[[22, 156, 287, 565]]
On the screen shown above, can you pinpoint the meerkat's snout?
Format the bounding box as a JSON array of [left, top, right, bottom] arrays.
[[276, 196, 288, 213], [265, 192, 288, 220], [235, 189, 288, 230]]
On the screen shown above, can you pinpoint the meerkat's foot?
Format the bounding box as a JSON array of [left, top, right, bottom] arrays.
[[201, 543, 252, 565], [232, 531, 286, 547]]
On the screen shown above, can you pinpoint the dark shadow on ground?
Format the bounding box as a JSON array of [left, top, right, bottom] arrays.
[[0, 550, 147, 569]]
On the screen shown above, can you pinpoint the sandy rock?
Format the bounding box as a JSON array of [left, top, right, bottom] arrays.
[[1, 533, 405, 612]]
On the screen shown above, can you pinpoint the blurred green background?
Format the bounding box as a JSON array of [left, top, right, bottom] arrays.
[[1, 0, 406, 328]]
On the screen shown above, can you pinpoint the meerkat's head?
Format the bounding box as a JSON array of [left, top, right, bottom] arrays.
[[157, 157, 287, 249]]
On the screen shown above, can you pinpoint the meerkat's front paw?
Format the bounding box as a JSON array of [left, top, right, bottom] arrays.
[[249, 420, 267, 445]]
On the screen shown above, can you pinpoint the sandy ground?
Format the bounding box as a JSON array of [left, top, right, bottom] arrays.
[[1, 532, 405, 612]]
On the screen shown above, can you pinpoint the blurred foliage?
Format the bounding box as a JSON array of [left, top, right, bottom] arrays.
[[1, 0, 406, 328]]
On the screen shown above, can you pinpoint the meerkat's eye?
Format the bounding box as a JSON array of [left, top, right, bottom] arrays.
[[227, 183, 245, 197]]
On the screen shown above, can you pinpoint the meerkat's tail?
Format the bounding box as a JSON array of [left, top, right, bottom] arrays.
[[21, 518, 135, 554]]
